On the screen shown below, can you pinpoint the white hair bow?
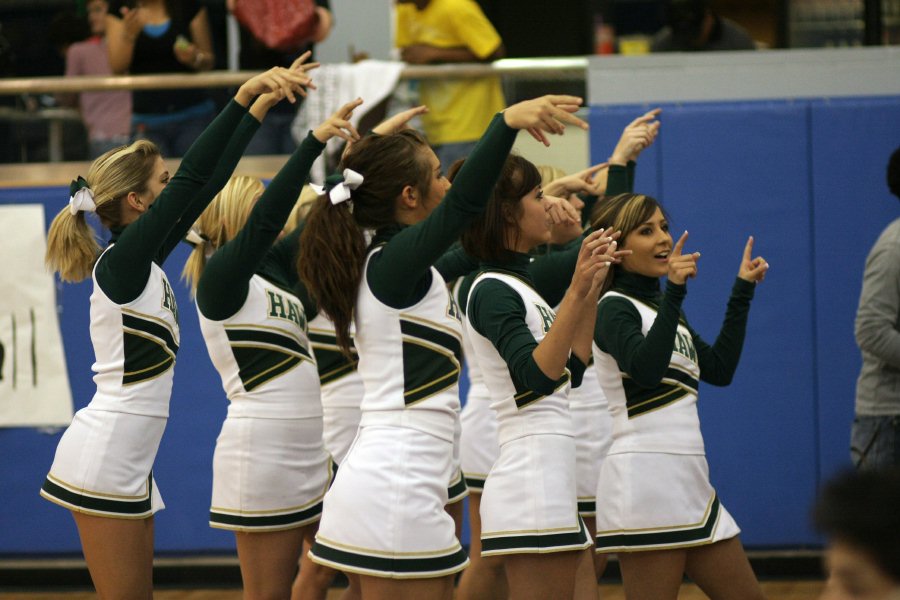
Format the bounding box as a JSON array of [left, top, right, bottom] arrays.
[[68, 176, 96, 216], [311, 168, 365, 206]]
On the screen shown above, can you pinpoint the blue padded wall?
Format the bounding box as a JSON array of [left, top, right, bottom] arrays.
[[809, 97, 900, 483], [1, 94, 899, 555]]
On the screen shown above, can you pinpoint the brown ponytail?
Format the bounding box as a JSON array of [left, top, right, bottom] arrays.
[[297, 129, 432, 356]]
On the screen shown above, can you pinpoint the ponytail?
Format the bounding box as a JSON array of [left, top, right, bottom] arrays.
[[181, 175, 262, 295], [298, 195, 366, 356], [297, 129, 433, 356], [45, 207, 102, 282], [45, 140, 161, 282]]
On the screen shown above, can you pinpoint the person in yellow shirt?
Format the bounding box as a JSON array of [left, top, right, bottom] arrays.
[[395, 0, 506, 169]]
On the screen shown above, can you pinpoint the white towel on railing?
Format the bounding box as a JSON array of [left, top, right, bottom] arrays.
[[292, 60, 405, 184]]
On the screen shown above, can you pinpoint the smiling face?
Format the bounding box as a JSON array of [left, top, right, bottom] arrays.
[[620, 206, 672, 278]]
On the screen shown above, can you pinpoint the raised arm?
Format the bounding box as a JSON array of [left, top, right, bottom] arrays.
[[370, 95, 588, 308], [693, 236, 765, 385], [198, 100, 361, 321], [98, 65, 316, 303]]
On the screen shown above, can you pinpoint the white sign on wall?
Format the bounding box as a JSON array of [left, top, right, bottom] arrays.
[[0, 205, 74, 427]]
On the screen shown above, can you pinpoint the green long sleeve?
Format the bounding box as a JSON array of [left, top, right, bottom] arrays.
[[197, 132, 326, 321], [97, 100, 250, 304]]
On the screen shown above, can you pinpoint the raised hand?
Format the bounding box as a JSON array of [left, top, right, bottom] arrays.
[[372, 105, 429, 136], [541, 195, 579, 227], [503, 95, 588, 147], [237, 64, 315, 107], [544, 162, 609, 198], [290, 50, 320, 75], [609, 108, 661, 165], [314, 98, 363, 144], [667, 231, 700, 285], [737, 236, 768, 283]]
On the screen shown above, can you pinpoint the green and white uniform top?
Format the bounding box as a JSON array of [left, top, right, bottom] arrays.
[[87, 100, 259, 418], [196, 132, 326, 419], [467, 254, 586, 446], [353, 114, 517, 443], [593, 271, 756, 455], [308, 312, 363, 410]]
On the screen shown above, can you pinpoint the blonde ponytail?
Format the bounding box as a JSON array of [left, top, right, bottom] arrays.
[[45, 140, 161, 282], [181, 175, 263, 295]]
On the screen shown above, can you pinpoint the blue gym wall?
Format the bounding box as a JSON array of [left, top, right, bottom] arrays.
[[1, 94, 899, 555]]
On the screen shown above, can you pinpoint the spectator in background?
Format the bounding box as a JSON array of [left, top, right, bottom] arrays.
[[226, 0, 333, 156], [62, 0, 132, 159], [851, 147, 900, 471], [814, 468, 900, 600], [105, 0, 216, 158], [651, 0, 755, 52], [395, 0, 505, 170]]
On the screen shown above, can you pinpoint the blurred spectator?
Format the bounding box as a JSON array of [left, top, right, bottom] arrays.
[[226, 0, 333, 156], [851, 147, 900, 471], [60, 0, 132, 159], [814, 468, 900, 600], [105, 0, 216, 157], [395, 0, 505, 169], [651, 0, 756, 52]]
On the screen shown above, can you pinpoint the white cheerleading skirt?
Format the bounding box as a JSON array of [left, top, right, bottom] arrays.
[[480, 432, 591, 557], [209, 415, 332, 532], [594, 452, 740, 553], [41, 407, 166, 519], [309, 421, 469, 579]]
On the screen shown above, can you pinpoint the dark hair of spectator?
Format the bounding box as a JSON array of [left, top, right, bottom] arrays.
[[813, 467, 900, 583], [887, 146, 900, 200]]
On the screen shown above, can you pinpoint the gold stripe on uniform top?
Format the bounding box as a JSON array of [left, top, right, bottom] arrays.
[[228, 342, 312, 362], [46, 473, 151, 500], [121, 308, 178, 338], [398, 313, 462, 343], [595, 494, 716, 535], [123, 355, 174, 378], [241, 355, 303, 388], [121, 330, 176, 360], [624, 386, 687, 412], [226, 322, 305, 348], [319, 361, 359, 380], [314, 535, 463, 558], [402, 338, 461, 365]]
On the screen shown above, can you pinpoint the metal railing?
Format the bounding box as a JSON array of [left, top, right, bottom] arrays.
[[0, 58, 587, 96], [0, 58, 587, 163]]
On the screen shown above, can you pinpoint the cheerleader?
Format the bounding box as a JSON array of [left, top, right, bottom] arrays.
[[460, 152, 626, 600], [298, 96, 587, 599], [183, 100, 361, 600], [591, 193, 768, 600], [40, 63, 314, 599]]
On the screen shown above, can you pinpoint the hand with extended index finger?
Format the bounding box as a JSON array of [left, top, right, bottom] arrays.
[[667, 230, 700, 285], [372, 105, 429, 136], [610, 108, 661, 164], [290, 50, 320, 74], [737, 236, 768, 283], [503, 95, 588, 144], [313, 98, 363, 144]]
